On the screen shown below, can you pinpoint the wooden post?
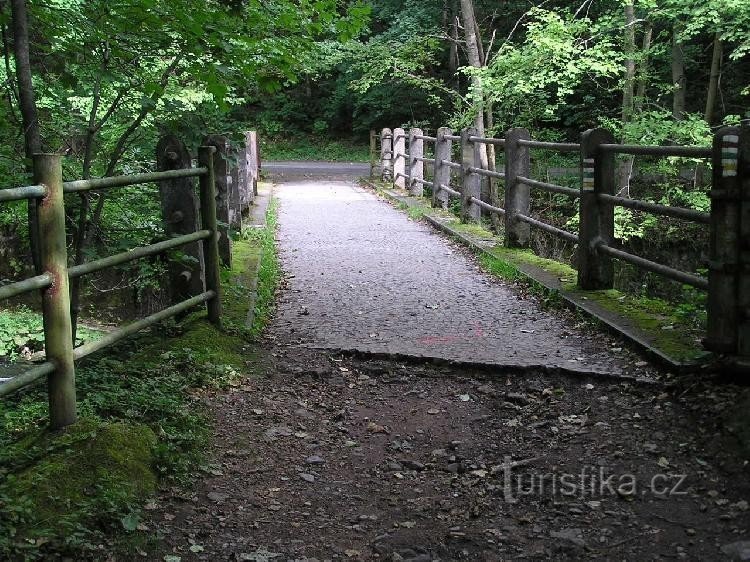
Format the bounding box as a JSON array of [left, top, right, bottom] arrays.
[[433, 127, 453, 208], [393, 127, 406, 189], [577, 128, 616, 290], [156, 135, 205, 304], [369, 130, 380, 178], [246, 131, 259, 197], [738, 120, 750, 358], [198, 146, 222, 327], [705, 125, 742, 354], [460, 127, 481, 222], [34, 154, 76, 429], [504, 128, 531, 247], [203, 135, 232, 268], [408, 128, 424, 196], [228, 143, 243, 229], [381, 128, 393, 181]]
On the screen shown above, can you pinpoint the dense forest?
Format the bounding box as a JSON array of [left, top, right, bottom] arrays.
[[0, 0, 748, 323]]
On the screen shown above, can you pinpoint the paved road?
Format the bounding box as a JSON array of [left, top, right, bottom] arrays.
[[264, 161, 370, 179], [270, 180, 634, 375]]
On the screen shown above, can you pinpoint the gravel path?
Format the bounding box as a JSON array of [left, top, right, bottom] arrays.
[[270, 180, 636, 376]]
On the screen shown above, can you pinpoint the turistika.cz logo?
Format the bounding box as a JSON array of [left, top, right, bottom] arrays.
[[498, 456, 688, 503]]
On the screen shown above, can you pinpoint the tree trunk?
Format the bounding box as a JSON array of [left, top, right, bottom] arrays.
[[621, 0, 635, 131], [459, 0, 489, 202], [10, 0, 41, 272], [704, 33, 722, 125], [619, 1, 636, 196], [671, 23, 686, 120]]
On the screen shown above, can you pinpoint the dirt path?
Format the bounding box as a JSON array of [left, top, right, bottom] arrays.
[[141, 180, 750, 561]]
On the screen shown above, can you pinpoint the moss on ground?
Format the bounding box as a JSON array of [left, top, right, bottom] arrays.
[[0, 419, 157, 555], [0, 201, 280, 558]]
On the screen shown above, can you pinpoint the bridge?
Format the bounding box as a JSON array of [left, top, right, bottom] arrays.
[[1, 125, 749, 560]]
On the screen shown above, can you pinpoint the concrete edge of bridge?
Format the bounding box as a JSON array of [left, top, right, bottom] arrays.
[[362, 179, 714, 375], [302, 344, 665, 387]]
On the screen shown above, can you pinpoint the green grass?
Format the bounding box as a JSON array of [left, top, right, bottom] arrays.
[[0, 204, 282, 558], [261, 135, 370, 162]]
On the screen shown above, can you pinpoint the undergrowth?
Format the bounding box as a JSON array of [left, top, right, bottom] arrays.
[[260, 135, 370, 162], [0, 200, 280, 558]]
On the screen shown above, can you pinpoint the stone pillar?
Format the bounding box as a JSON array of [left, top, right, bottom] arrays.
[[460, 128, 481, 222], [503, 128, 531, 248], [156, 134, 205, 302], [408, 128, 424, 196], [203, 134, 232, 268], [381, 128, 393, 181], [432, 127, 453, 208], [393, 127, 406, 189]]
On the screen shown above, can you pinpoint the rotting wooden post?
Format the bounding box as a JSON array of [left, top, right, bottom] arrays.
[[203, 135, 232, 268], [246, 131, 259, 197], [460, 127, 481, 222], [504, 128, 531, 247], [408, 128, 424, 197], [156, 135, 205, 304], [705, 125, 742, 355], [34, 154, 76, 429], [381, 128, 393, 181], [433, 127, 453, 208], [393, 127, 406, 189], [198, 145, 223, 327], [577, 128, 616, 290]]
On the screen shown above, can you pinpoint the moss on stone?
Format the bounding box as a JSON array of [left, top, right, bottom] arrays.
[[1, 418, 157, 549]]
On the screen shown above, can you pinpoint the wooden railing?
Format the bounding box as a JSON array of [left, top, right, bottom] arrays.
[[377, 122, 749, 364], [0, 131, 261, 428]]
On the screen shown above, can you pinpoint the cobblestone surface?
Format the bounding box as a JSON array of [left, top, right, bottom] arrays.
[[270, 180, 638, 376]]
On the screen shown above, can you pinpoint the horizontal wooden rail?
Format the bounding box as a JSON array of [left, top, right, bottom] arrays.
[[63, 167, 207, 194], [445, 134, 461, 141], [0, 184, 46, 202], [599, 144, 711, 159], [0, 273, 53, 300], [415, 156, 435, 164], [516, 213, 579, 243], [597, 243, 708, 289], [73, 291, 215, 360], [440, 159, 462, 170], [439, 184, 461, 197], [469, 196, 505, 215], [517, 176, 579, 198], [468, 136, 505, 146], [518, 139, 580, 152], [468, 166, 506, 180], [597, 193, 710, 224], [0, 362, 55, 398], [69, 230, 211, 279], [413, 178, 434, 188], [414, 134, 436, 142]]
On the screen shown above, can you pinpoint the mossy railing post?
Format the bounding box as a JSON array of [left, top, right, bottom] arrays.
[[433, 127, 452, 208], [369, 129, 379, 178], [578, 128, 616, 290], [381, 128, 393, 181], [504, 128, 531, 247], [460, 127, 481, 222], [198, 145, 223, 327], [705, 126, 742, 355], [156, 135, 205, 305], [203, 135, 232, 268], [393, 127, 406, 189], [245, 130, 259, 198], [35, 153, 77, 429], [408, 127, 424, 196]]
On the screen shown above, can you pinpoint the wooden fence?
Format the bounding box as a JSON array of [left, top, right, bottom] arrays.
[[0, 132, 260, 429], [377, 122, 750, 365]]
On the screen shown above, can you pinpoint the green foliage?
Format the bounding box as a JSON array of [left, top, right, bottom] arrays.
[[0, 307, 102, 360], [261, 136, 370, 162]]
